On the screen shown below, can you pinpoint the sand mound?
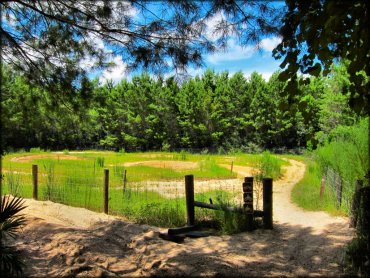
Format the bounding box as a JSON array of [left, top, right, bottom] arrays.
[[11, 154, 84, 162], [10, 159, 354, 276], [123, 160, 198, 170]]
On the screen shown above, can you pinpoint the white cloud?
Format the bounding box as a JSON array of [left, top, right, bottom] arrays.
[[259, 37, 281, 52], [79, 55, 99, 70], [99, 55, 127, 84], [206, 39, 255, 64], [205, 35, 282, 65], [203, 11, 237, 42], [204, 11, 226, 41], [86, 33, 105, 50]]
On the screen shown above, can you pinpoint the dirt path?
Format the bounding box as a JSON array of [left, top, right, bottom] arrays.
[[11, 159, 354, 277]]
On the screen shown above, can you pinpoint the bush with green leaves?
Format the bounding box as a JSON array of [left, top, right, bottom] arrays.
[[345, 184, 370, 276], [315, 118, 368, 188], [0, 195, 26, 276]]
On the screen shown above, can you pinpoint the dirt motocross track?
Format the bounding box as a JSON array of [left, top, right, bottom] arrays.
[[12, 159, 353, 277]]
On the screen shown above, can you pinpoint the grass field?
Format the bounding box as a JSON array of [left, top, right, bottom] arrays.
[[291, 155, 347, 216], [1, 150, 286, 232]]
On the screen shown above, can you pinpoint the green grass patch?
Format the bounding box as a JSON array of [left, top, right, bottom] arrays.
[[291, 156, 345, 216], [1, 150, 288, 232]]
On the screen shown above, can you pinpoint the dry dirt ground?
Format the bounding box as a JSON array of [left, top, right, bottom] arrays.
[[10, 158, 354, 277], [11, 154, 84, 162]]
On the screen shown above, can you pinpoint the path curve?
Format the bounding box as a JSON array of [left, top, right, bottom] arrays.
[[12, 158, 354, 277]]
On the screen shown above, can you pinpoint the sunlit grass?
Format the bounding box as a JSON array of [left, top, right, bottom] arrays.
[[291, 156, 345, 216], [2, 150, 288, 231]]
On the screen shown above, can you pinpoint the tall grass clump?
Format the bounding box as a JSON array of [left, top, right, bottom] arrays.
[[173, 150, 188, 161], [110, 188, 186, 228], [314, 118, 368, 213], [257, 151, 283, 180], [253, 151, 283, 209], [5, 172, 21, 196], [96, 157, 105, 168], [43, 160, 57, 201], [315, 118, 368, 181], [291, 157, 341, 215], [135, 202, 185, 227], [195, 190, 252, 234], [29, 147, 42, 153]]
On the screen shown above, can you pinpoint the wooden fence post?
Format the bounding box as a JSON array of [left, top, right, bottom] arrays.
[[185, 175, 195, 226], [263, 178, 273, 229], [320, 175, 325, 200], [350, 180, 363, 228], [32, 164, 38, 200], [243, 177, 254, 231], [104, 169, 109, 214], [230, 161, 234, 175], [123, 169, 127, 193]]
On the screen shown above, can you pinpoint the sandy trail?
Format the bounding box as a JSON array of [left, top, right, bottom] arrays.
[[11, 159, 353, 277]]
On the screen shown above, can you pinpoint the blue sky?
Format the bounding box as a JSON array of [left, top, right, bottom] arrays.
[[189, 36, 283, 80], [94, 39, 283, 84], [2, 1, 284, 84], [95, 2, 284, 84]]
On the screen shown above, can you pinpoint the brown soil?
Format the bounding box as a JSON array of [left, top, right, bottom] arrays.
[[11, 154, 84, 162], [10, 159, 353, 277], [220, 163, 255, 178], [122, 160, 198, 170]]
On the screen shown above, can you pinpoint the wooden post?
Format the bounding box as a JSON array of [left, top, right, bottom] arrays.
[[230, 161, 234, 175], [243, 177, 254, 231], [123, 169, 127, 193], [185, 175, 195, 226], [104, 169, 109, 214], [32, 164, 38, 200], [263, 178, 273, 229], [320, 175, 325, 200], [349, 180, 363, 228]]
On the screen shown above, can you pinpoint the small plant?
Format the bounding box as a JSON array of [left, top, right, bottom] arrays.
[[180, 150, 187, 161], [258, 151, 282, 179], [29, 147, 41, 153], [62, 149, 69, 154], [135, 202, 185, 227], [161, 142, 171, 152], [0, 195, 27, 276], [345, 182, 370, 276], [43, 161, 56, 200], [5, 172, 21, 196], [113, 165, 124, 177], [243, 142, 263, 154], [253, 151, 282, 210], [96, 157, 105, 168], [201, 148, 209, 155]]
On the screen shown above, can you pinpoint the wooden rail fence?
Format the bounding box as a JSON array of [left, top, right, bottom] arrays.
[[31, 165, 111, 214], [30, 164, 273, 228], [185, 174, 273, 230]]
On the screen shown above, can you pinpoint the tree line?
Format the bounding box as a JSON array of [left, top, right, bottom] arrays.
[[1, 62, 362, 153]]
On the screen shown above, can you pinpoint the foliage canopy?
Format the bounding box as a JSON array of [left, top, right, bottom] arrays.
[[273, 0, 369, 114], [1, 0, 281, 94]]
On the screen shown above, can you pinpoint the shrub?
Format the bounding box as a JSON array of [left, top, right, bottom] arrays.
[[96, 157, 105, 168], [0, 195, 27, 276], [29, 147, 42, 153]]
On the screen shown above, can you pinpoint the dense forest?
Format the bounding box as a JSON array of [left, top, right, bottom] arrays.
[[1, 61, 364, 153]]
